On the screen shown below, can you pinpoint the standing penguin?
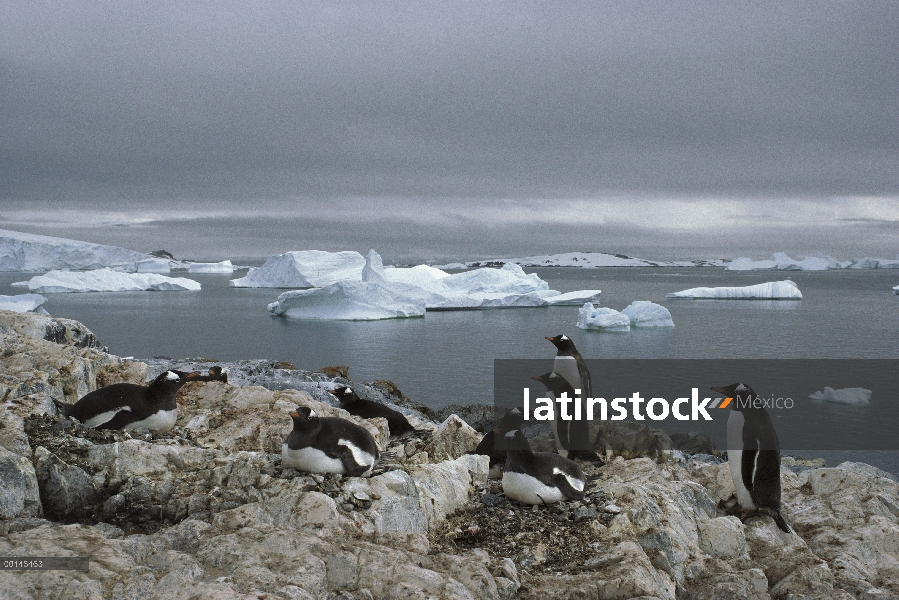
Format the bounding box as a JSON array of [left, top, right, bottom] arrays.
[[282, 406, 379, 477], [544, 335, 599, 461], [531, 371, 602, 463], [711, 383, 791, 533], [500, 425, 587, 505], [327, 386, 419, 437], [54, 370, 200, 433]]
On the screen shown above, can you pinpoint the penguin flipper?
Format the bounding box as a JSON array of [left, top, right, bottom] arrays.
[[99, 409, 138, 430], [551, 471, 586, 501], [741, 448, 758, 493]]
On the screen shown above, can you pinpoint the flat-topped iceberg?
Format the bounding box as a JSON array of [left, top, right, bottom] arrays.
[[851, 257, 899, 269], [0, 293, 48, 313], [189, 260, 234, 273], [467, 252, 726, 268], [15, 268, 201, 293], [230, 251, 365, 288], [666, 280, 802, 300], [133, 258, 172, 273], [0, 229, 149, 272], [727, 252, 848, 271], [621, 301, 674, 326], [577, 303, 631, 331], [268, 281, 425, 320], [808, 387, 872, 405]]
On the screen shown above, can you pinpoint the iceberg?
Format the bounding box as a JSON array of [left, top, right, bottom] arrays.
[[666, 280, 802, 300], [808, 387, 872, 405], [0, 229, 149, 272], [230, 250, 365, 288], [621, 301, 674, 327], [17, 268, 201, 293], [268, 281, 425, 320], [577, 303, 631, 331], [133, 258, 172, 273], [851, 257, 899, 269], [726, 252, 844, 271], [0, 293, 48, 313], [894, 285, 899, 294], [543, 289, 603, 306], [466, 252, 728, 268], [189, 260, 235, 273]]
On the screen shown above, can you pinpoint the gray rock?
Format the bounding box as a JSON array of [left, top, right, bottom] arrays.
[[34, 447, 100, 520], [670, 431, 718, 455], [0, 447, 42, 519], [591, 421, 673, 462]]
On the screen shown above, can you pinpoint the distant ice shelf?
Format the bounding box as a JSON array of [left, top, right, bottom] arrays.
[[0, 229, 149, 272], [189, 260, 235, 273], [14, 268, 201, 293], [666, 280, 803, 300], [808, 387, 872, 405]]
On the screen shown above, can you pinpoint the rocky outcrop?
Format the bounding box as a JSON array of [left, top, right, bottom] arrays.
[[2, 311, 899, 599]]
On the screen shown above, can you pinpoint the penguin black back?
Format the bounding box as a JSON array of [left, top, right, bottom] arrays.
[[712, 383, 790, 533], [328, 386, 415, 436], [501, 428, 586, 504], [531, 371, 602, 463]]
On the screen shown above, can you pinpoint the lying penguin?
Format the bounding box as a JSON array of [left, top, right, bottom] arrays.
[[328, 385, 422, 437], [54, 369, 200, 433], [498, 410, 586, 505], [712, 382, 791, 533], [192, 365, 228, 383], [282, 406, 379, 477]]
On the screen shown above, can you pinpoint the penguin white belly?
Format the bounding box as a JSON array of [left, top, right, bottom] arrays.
[[84, 407, 131, 428], [727, 411, 756, 509], [553, 356, 582, 392], [502, 471, 565, 505], [125, 409, 178, 433], [282, 444, 345, 474]]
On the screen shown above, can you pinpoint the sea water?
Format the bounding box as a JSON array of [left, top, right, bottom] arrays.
[[4, 267, 898, 471]]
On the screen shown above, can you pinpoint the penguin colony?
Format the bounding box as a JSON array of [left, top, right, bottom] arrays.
[[54, 336, 790, 531]]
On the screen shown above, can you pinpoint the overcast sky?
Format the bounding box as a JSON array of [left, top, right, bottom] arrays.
[[1, 2, 897, 261]]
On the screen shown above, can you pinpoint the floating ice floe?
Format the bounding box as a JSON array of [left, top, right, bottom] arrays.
[[577, 303, 631, 331], [621, 301, 674, 326], [808, 387, 872, 405], [230, 251, 366, 288], [0, 293, 49, 314], [189, 260, 235, 273], [726, 252, 849, 271], [15, 268, 201, 293], [466, 251, 727, 268], [666, 280, 802, 300], [0, 229, 149, 272], [133, 258, 172, 273]]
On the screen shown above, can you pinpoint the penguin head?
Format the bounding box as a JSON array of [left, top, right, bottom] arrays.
[[502, 428, 531, 451], [546, 334, 577, 353], [152, 369, 200, 387], [207, 366, 228, 383], [328, 386, 358, 406], [290, 406, 319, 427], [711, 383, 757, 411], [531, 371, 573, 395], [497, 407, 525, 432]]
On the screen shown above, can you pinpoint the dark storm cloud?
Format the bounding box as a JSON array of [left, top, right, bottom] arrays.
[[1, 1, 897, 217]]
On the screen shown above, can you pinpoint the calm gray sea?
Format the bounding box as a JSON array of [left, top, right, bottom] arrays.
[[4, 267, 899, 471]]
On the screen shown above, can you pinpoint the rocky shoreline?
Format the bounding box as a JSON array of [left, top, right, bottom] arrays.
[[2, 310, 899, 599]]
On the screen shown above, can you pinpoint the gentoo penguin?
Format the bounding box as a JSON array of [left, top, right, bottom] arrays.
[[535, 340, 601, 462], [192, 366, 228, 383], [501, 427, 587, 505], [282, 406, 379, 477], [711, 383, 791, 533], [473, 407, 525, 478], [328, 386, 419, 437], [54, 370, 200, 433]]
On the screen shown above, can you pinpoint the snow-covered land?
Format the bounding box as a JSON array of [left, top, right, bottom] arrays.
[[621, 301, 674, 326], [467, 252, 727, 268], [726, 252, 850, 271], [0, 229, 149, 272], [132, 258, 172, 273], [808, 387, 872, 405], [189, 260, 234, 273], [15, 268, 201, 293], [230, 251, 366, 288], [577, 303, 631, 331], [666, 280, 803, 300], [0, 293, 48, 313]]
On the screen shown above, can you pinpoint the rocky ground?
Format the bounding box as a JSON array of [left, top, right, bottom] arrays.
[[2, 309, 899, 599]]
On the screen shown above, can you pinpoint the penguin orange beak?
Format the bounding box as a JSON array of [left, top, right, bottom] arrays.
[[289, 411, 300, 418], [545, 336, 554, 342], [710, 387, 728, 394], [185, 372, 201, 380], [530, 375, 541, 381], [492, 428, 500, 435]]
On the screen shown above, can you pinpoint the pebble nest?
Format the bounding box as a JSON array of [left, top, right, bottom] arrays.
[[430, 465, 621, 576]]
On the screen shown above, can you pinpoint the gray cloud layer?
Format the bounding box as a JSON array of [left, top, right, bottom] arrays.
[[1, 2, 897, 258]]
